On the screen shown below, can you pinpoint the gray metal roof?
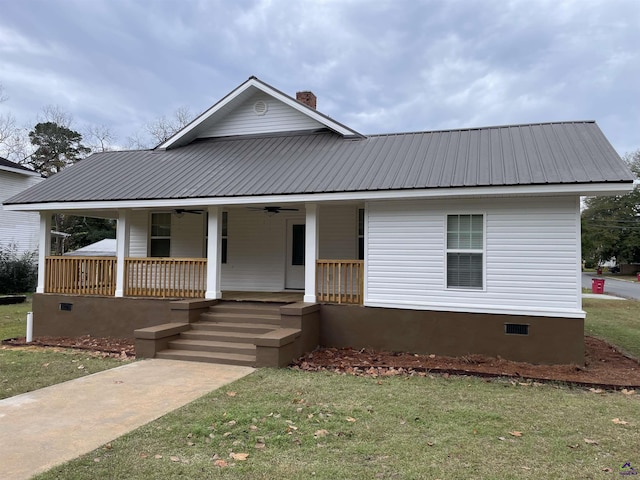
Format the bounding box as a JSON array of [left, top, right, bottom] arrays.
[[4, 121, 634, 205]]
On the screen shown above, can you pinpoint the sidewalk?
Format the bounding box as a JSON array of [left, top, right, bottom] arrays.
[[0, 359, 254, 480]]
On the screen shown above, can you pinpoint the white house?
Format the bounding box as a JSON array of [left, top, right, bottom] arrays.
[[0, 157, 43, 254], [3, 77, 635, 366]]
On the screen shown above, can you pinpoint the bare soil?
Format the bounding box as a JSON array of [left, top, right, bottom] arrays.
[[292, 336, 640, 389], [3, 335, 640, 388]]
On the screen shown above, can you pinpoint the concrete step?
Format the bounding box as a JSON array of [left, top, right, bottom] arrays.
[[210, 302, 284, 316], [168, 338, 256, 355], [191, 321, 277, 334], [156, 349, 255, 366], [180, 329, 259, 343], [201, 311, 281, 325]]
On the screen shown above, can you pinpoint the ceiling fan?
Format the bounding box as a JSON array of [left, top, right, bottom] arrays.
[[247, 206, 299, 214], [174, 208, 204, 215]]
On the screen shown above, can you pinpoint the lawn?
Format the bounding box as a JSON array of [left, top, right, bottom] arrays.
[[584, 298, 640, 359], [0, 300, 131, 399], [35, 368, 640, 480]]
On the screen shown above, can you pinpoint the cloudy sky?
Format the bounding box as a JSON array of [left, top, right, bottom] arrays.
[[1, 0, 638, 155]]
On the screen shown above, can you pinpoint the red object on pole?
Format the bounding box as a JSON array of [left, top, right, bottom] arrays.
[[591, 278, 605, 294], [637, 273, 640, 282], [596, 267, 602, 275]]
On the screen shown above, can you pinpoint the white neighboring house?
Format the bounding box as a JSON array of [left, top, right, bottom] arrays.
[[0, 157, 43, 254], [64, 238, 116, 257]]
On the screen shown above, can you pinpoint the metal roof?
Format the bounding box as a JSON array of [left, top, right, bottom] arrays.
[[4, 121, 634, 205], [0, 157, 42, 176]]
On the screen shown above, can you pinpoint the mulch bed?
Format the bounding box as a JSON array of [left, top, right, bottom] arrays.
[[3, 335, 640, 389], [292, 336, 640, 389]]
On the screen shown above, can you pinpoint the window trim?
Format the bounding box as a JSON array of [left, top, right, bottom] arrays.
[[357, 207, 365, 260], [445, 213, 486, 291]]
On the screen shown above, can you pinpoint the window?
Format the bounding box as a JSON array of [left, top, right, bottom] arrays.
[[150, 212, 171, 257], [446, 214, 483, 289], [358, 208, 364, 260]]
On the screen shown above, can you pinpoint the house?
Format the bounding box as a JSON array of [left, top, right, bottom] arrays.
[[64, 238, 116, 257], [3, 77, 635, 366], [0, 157, 43, 254]]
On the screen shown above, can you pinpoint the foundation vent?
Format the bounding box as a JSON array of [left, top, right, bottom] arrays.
[[59, 303, 73, 311], [505, 323, 529, 335]]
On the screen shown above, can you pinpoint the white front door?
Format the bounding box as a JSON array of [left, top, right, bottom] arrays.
[[285, 219, 305, 289]]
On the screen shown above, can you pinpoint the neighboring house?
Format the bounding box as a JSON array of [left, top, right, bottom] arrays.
[[3, 77, 635, 366], [64, 238, 116, 257], [0, 157, 43, 254]]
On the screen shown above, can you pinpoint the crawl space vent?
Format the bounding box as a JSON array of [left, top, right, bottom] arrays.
[[504, 323, 529, 335], [253, 100, 268, 116]]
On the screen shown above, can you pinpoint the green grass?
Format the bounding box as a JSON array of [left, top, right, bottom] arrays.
[[34, 368, 640, 480], [584, 298, 640, 359], [0, 300, 131, 399], [0, 296, 32, 340]]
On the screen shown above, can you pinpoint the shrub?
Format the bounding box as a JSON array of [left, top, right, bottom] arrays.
[[0, 245, 37, 294]]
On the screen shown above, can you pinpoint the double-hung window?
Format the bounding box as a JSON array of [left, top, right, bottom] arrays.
[[446, 214, 484, 289], [150, 213, 171, 257]]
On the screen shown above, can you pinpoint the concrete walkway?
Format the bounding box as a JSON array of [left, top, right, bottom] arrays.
[[0, 359, 254, 480]]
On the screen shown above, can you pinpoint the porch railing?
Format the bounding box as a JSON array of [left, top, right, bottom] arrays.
[[316, 259, 364, 305], [124, 258, 207, 298], [45, 256, 117, 296]]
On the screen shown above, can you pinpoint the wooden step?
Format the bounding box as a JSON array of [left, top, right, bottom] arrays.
[[156, 349, 255, 366], [191, 321, 277, 334], [168, 338, 256, 355]]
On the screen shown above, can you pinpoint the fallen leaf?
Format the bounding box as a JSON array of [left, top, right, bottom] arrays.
[[621, 389, 635, 395], [314, 429, 329, 438], [612, 418, 629, 425], [42, 363, 50, 367], [589, 388, 604, 394], [154, 454, 163, 459], [307, 414, 314, 419], [139, 453, 148, 459], [521, 466, 531, 470], [77, 365, 85, 370], [170, 456, 180, 462], [509, 431, 523, 437], [114, 380, 124, 384], [498, 436, 506, 441], [230, 452, 249, 461], [254, 442, 265, 450], [567, 444, 579, 449], [603, 468, 613, 472], [187, 442, 195, 446], [249, 425, 258, 431], [104, 443, 112, 450], [227, 420, 237, 426], [94, 458, 100, 463], [214, 459, 228, 467], [223, 432, 232, 437], [584, 438, 598, 445], [427, 441, 434, 446], [346, 417, 356, 423], [227, 391, 237, 397]]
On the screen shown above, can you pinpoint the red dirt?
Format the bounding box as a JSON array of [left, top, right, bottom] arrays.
[[3, 335, 640, 388], [292, 336, 640, 389]]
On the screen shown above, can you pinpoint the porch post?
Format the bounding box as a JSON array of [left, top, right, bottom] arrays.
[[115, 209, 130, 297], [205, 205, 222, 299], [304, 203, 318, 303], [36, 213, 51, 293]]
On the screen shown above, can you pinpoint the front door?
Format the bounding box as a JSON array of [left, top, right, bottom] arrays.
[[285, 220, 305, 289]]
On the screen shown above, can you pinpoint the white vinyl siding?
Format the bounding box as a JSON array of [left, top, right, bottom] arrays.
[[199, 92, 324, 138], [366, 196, 582, 318], [172, 213, 205, 258], [319, 205, 358, 259], [0, 171, 43, 254], [128, 211, 149, 257]]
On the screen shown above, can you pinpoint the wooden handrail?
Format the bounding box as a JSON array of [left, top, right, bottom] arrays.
[[124, 257, 207, 298], [316, 259, 364, 305], [45, 256, 116, 296]]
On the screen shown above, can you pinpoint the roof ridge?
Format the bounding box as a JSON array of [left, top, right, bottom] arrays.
[[368, 120, 597, 138]]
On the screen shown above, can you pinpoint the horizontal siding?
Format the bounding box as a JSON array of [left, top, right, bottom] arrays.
[[0, 172, 43, 253], [200, 92, 323, 138], [128, 211, 148, 257], [171, 213, 205, 257], [366, 196, 581, 316]]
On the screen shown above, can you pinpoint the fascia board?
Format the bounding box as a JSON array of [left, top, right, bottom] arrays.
[[0, 166, 42, 177], [3, 182, 633, 212]]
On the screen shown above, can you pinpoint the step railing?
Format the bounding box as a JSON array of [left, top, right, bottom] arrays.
[[316, 259, 364, 305], [45, 256, 117, 296], [124, 257, 207, 298]]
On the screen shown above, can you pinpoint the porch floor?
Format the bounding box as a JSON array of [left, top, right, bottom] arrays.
[[221, 291, 304, 303]]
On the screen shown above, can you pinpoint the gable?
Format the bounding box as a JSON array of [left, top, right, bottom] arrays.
[[197, 91, 325, 139]]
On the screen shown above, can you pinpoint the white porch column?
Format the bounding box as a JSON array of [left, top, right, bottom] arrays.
[[205, 205, 222, 299], [304, 203, 319, 303], [36, 213, 51, 293], [115, 209, 130, 297]]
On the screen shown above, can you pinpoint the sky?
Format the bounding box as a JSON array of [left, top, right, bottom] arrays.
[[1, 0, 639, 156]]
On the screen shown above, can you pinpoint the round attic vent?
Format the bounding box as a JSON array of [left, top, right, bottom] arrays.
[[253, 100, 268, 116]]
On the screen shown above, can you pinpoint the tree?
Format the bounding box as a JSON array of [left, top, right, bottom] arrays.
[[126, 106, 194, 149], [581, 149, 640, 266], [27, 122, 91, 176]]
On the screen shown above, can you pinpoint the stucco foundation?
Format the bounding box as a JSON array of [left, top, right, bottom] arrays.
[[32, 294, 177, 339], [320, 305, 584, 365]]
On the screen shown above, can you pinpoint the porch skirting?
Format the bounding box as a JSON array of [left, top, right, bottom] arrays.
[[30, 294, 584, 365]]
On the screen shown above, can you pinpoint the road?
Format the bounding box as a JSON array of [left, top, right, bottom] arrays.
[[582, 272, 640, 300]]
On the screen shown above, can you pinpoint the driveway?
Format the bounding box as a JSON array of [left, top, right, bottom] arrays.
[[0, 359, 254, 480], [582, 272, 640, 300]]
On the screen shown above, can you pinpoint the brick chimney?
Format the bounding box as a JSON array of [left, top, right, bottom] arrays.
[[296, 91, 317, 109]]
